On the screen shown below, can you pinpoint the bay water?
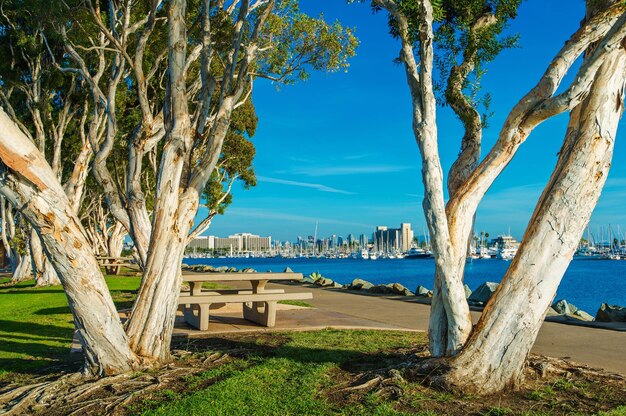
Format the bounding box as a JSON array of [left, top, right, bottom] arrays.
[[183, 257, 626, 316]]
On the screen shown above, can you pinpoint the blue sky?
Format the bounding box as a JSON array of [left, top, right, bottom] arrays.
[[197, 0, 626, 243]]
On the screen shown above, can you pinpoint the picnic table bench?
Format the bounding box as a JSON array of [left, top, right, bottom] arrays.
[[96, 256, 140, 274], [179, 272, 312, 330]]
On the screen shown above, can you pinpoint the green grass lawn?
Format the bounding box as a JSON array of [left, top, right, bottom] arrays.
[[0, 275, 142, 379], [137, 329, 425, 416]]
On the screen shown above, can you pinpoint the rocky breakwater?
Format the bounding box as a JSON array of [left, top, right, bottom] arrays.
[[182, 264, 243, 273], [595, 304, 626, 323]]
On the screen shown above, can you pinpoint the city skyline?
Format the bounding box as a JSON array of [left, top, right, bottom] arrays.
[[190, 0, 626, 242]]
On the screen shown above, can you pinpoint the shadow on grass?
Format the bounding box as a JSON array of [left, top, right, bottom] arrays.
[[33, 306, 72, 315], [171, 333, 412, 372], [0, 289, 65, 295], [0, 319, 75, 375]]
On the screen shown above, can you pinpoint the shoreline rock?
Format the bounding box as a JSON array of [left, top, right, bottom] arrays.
[[415, 285, 432, 298], [468, 282, 498, 306], [595, 303, 626, 322], [553, 299, 578, 315], [348, 279, 373, 291]]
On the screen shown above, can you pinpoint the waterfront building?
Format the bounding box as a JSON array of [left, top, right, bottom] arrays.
[[187, 233, 272, 254], [401, 223, 414, 252], [187, 235, 213, 250], [372, 223, 414, 252], [373, 226, 399, 251]]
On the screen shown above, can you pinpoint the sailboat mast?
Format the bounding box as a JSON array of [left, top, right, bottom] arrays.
[[313, 221, 318, 256]]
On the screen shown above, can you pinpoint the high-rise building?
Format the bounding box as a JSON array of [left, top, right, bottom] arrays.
[[372, 223, 414, 252], [400, 223, 414, 252]]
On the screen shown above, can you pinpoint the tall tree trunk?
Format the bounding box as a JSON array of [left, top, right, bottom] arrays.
[[124, 0, 196, 360], [393, 0, 473, 356], [105, 222, 126, 275], [0, 108, 136, 375], [11, 251, 32, 283], [124, 201, 196, 360], [437, 44, 626, 395], [30, 229, 61, 286]]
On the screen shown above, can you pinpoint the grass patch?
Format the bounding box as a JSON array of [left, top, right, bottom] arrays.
[[278, 299, 312, 307], [131, 329, 626, 416], [0, 275, 143, 379], [141, 329, 424, 416]]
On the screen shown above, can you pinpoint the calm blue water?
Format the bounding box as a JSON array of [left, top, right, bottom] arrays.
[[183, 257, 626, 315]]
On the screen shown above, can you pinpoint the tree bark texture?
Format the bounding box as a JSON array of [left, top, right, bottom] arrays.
[[30, 228, 61, 286], [124, 0, 196, 360], [0, 108, 136, 375], [11, 252, 32, 283], [437, 43, 626, 395]]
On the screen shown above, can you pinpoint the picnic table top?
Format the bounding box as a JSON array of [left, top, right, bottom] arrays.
[[182, 272, 303, 282]]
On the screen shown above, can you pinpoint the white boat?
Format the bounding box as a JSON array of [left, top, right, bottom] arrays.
[[360, 249, 369, 259], [368, 251, 378, 260], [479, 247, 492, 259], [405, 247, 432, 259], [497, 247, 517, 261]]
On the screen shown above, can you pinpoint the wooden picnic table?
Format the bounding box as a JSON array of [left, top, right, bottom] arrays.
[[179, 272, 311, 330]]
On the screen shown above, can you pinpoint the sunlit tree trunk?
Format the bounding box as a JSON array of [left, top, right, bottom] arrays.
[[437, 42, 626, 395], [105, 221, 126, 275], [0, 108, 136, 375], [124, 0, 196, 360], [30, 229, 61, 286], [11, 251, 32, 283], [0, 198, 17, 273]]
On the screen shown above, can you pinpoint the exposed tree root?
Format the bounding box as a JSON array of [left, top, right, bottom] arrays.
[[0, 351, 230, 415], [333, 353, 626, 401]]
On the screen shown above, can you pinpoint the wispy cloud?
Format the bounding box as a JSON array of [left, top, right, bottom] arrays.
[[287, 156, 314, 163], [343, 153, 371, 160], [226, 208, 373, 229], [257, 176, 355, 195], [293, 164, 415, 177]]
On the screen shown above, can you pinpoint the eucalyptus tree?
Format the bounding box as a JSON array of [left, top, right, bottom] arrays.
[[81, 187, 128, 274], [371, 0, 626, 393], [0, 107, 137, 375], [0, 198, 32, 282], [127, 0, 355, 362], [0, 2, 95, 286], [5, 0, 356, 364]]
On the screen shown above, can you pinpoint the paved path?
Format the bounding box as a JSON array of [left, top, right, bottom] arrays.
[[176, 279, 626, 375], [297, 284, 626, 374]]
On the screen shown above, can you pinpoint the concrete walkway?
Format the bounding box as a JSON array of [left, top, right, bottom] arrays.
[[174, 281, 626, 375]]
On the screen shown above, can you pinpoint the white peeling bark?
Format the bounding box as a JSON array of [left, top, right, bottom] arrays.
[[12, 252, 32, 283], [124, 0, 195, 361], [0, 107, 136, 375], [105, 222, 126, 275], [30, 228, 61, 286], [439, 43, 626, 395], [0, 198, 19, 276], [374, 0, 473, 356]]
